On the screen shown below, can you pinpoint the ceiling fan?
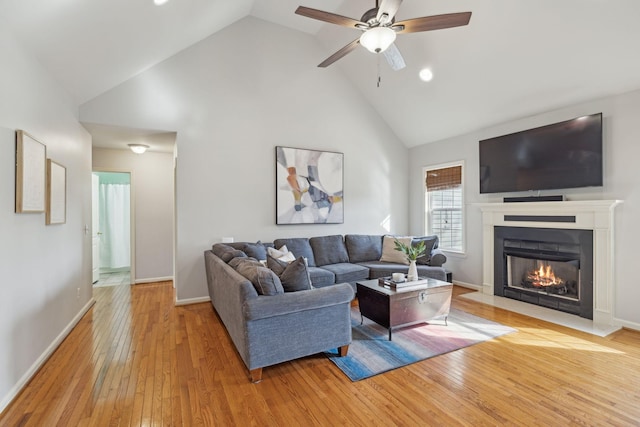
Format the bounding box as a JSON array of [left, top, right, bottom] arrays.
[[295, 0, 471, 70]]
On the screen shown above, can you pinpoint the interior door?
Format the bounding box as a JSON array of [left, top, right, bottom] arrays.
[[92, 173, 100, 283]]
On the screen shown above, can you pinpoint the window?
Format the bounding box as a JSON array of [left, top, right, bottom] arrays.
[[424, 163, 464, 252]]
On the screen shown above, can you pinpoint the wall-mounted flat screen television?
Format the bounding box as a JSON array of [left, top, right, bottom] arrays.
[[479, 113, 603, 194]]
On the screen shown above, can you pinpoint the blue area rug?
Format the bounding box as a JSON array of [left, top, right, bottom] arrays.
[[326, 307, 516, 381]]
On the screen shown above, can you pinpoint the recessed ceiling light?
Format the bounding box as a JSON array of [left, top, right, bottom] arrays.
[[154, 0, 169, 5], [419, 68, 433, 82]]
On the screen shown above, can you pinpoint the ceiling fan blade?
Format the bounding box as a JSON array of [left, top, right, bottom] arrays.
[[382, 43, 406, 71], [317, 39, 361, 68], [376, 0, 403, 23], [394, 12, 472, 34], [295, 6, 365, 29]]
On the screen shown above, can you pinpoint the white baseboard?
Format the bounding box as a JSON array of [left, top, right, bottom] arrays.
[[615, 317, 640, 332], [452, 280, 482, 291], [175, 296, 210, 306], [134, 276, 173, 284], [0, 298, 96, 414]]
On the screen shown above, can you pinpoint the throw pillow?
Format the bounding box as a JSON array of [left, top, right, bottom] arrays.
[[279, 257, 313, 292], [267, 256, 312, 292], [241, 241, 267, 260], [267, 244, 289, 258], [267, 244, 296, 263], [234, 262, 284, 296], [379, 235, 412, 265], [212, 244, 247, 263], [254, 267, 284, 296], [229, 257, 262, 270], [266, 255, 288, 276], [413, 235, 439, 265]]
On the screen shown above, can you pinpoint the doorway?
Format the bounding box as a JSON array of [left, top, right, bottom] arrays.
[[92, 171, 133, 287]]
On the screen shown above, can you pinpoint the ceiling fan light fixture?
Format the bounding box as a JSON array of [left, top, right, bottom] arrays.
[[128, 144, 149, 154], [359, 26, 396, 53]]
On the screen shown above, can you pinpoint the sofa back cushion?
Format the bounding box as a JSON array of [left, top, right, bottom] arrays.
[[413, 235, 439, 265], [310, 235, 349, 266], [345, 235, 383, 263], [273, 238, 316, 267], [212, 244, 247, 263]]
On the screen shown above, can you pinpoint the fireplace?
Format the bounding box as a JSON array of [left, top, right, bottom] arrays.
[[479, 200, 621, 326], [494, 227, 593, 319]]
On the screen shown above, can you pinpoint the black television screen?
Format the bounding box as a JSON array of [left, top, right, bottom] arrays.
[[479, 113, 603, 194]]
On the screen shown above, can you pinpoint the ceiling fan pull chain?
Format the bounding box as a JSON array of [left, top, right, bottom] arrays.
[[377, 55, 382, 87]]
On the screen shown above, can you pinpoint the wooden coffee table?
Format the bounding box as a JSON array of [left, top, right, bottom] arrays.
[[356, 278, 453, 340]]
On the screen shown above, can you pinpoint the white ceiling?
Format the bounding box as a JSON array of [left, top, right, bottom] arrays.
[[3, 0, 640, 148], [84, 123, 176, 154]]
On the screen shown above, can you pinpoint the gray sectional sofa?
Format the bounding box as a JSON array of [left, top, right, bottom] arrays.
[[204, 234, 447, 382]]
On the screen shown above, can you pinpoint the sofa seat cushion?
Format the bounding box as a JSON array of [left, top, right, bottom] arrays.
[[356, 261, 447, 281], [307, 267, 335, 288], [273, 238, 316, 267], [309, 235, 349, 266], [344, 234, 383, 263], [317, 263, 369, 283]]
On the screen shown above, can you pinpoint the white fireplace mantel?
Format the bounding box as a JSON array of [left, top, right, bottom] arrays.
[[477, 200, 623, 326]]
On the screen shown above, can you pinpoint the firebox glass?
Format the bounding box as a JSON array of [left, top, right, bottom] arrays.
[[507, 255, 580, 301]]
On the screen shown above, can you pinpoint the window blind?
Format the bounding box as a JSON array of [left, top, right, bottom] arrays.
[[425, 165, 462, 192]]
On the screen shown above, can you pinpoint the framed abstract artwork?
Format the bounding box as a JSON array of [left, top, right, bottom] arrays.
[[15, 130, 46, 213], [276, 146, 344, 224], [46, 159, 66, 225]]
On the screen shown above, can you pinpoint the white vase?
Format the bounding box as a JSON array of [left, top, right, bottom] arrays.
[[407, 260, 418, 282]]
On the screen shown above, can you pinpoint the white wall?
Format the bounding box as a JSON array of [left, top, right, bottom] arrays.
[[92, 148, 175, 282], [0, 26, 92, 411], [409, 89, 640, 328], [80, 17, 409, 302]]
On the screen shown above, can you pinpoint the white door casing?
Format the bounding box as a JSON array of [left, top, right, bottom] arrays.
[[91, 173, 100, 283]]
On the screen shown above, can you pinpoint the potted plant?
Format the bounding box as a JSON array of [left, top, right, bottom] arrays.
[[394, 239, 426, 281]]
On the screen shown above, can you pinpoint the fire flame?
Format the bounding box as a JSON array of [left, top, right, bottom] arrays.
[[527, 264, 564, 287]]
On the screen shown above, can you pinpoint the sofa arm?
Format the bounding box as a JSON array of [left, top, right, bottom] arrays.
[[243, 283, 354, 321], [430, 248, 447, 267]]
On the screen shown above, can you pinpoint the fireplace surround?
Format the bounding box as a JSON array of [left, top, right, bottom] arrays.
[[479, 200, 622, 326]]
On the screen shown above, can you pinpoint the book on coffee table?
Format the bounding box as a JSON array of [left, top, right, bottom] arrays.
[[378, 276, 433, 289]]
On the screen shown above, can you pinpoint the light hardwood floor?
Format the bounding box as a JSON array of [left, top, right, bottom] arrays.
[[2, 281, 640, 426]]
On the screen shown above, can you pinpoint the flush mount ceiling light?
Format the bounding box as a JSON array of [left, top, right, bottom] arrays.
[[128, 144, 149, 154], [154, 0, 169, 5], [359, 27, 396, 53]]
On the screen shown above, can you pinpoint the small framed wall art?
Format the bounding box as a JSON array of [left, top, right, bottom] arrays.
[[46, 159, 66, 225], [15, 130, 46, 213], [275, 146, 344, 224]]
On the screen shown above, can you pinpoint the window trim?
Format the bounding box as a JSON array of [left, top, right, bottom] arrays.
[[423, 160, 466, 255]]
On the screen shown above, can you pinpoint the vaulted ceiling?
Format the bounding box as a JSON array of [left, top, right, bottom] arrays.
[[3, 0, 640, 147]]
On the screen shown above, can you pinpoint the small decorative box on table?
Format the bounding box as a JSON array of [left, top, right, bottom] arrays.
[[356, 277, 453, 340]]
